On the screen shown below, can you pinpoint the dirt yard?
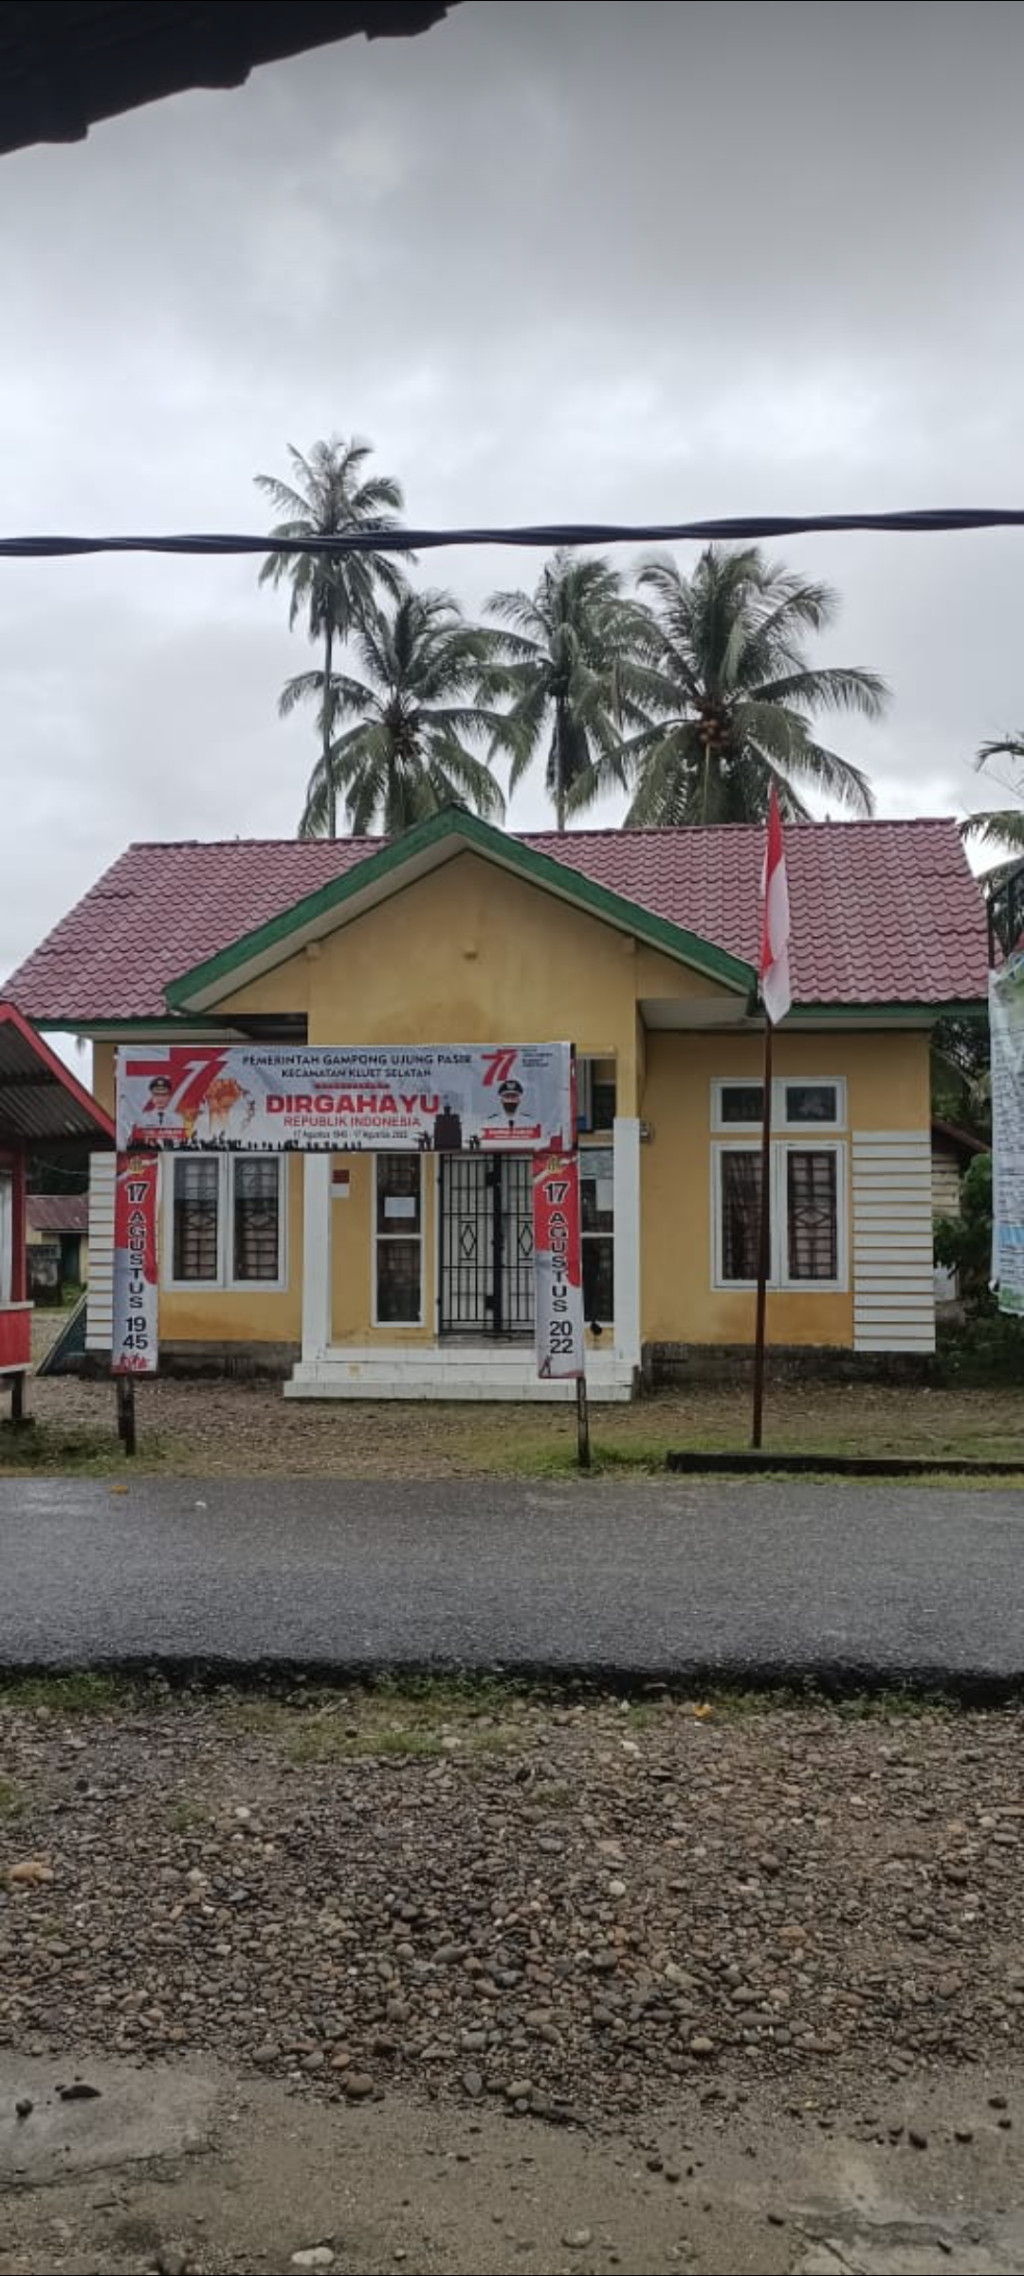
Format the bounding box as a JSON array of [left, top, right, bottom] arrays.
[[5, 1371, 1024, 1476], [1, 1683, 1023, 2272]]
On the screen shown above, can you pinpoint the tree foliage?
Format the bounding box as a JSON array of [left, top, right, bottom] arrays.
[[622, 547, 887, 826], [300, 589, 505, 838], [934, 1152, 993, 1313], [256, 437, 406, 837], [961, 734, 1024, 854], [485, 553, 653, 829]]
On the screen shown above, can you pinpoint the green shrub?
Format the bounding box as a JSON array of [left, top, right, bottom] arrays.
[[935, 1154, 994, 1312], [939, 1309, 1024, 1384]]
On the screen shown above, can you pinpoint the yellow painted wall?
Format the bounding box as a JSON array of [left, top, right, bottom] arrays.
[[159, 1154, 303, 1346], [330, 1154, 436, 1346], [221, 961, 311, 1017], [641, 1028, 931, 1347], [95, 1041, 303, 1349], [93, 1045, 115, 1115], [219, 854, 739, 1115]]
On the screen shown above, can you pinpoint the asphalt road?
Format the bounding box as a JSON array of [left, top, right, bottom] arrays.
[[1, 1475, 1023, 1689]]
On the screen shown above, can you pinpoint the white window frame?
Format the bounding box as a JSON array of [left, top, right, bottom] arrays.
[[711, 1076, 847, 1134], [372, 1154, 425, 1329], [162, 1154, 288, 1293], [712, 1137, 848, 1293], [579, 1141, 615, 1325]]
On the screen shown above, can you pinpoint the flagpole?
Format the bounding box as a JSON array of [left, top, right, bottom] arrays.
[[751, 1012, 773, 1450]]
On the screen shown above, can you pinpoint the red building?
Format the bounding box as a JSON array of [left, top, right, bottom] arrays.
[[0, 1003, 113, 1407]]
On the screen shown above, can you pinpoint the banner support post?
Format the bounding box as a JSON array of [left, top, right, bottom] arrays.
[[116, 1374, 137, 1457], [751, 1016, 774, 1451], [575, 1374, 591, 1469]]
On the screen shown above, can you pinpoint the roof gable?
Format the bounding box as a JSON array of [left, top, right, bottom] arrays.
[[165, 810, 755, 1012]]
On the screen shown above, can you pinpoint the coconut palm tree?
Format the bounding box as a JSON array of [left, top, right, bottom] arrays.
[[485, 553, 653, 830], [299, 588, 506, 837], [256, 436, 406, 837], [961, 735, 1024, 852], [622, 547, 887, 826]]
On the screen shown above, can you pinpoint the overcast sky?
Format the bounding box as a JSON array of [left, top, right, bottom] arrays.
[[2, 0, 1024, 983]]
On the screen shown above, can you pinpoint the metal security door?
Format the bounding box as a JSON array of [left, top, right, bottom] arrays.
[[439, 1156, 534, 1338]]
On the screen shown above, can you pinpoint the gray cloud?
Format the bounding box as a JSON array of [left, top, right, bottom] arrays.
[[2, 0, 1024, 981]]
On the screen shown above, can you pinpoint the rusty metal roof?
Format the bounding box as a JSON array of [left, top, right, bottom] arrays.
[[0, 1003, 113, 1144], [27, 1193, 90, 1232]]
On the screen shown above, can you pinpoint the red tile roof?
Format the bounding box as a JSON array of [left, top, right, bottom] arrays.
[[27, 1194, 89, 1234], [3, 819, 987, 1021]]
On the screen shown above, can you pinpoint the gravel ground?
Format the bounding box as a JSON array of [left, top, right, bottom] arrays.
[[2, 1687, 1022, 2124], [12, 1372, 1024, 1474]]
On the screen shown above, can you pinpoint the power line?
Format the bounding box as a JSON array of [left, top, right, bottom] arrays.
[[2, 507, 1024, 560]]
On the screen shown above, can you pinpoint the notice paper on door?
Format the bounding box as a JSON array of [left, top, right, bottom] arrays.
[[384, 1196, 417, 1219]]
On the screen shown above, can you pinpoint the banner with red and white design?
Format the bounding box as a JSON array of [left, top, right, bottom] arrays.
[[533, 1152, 585, 1380], [116, 1043, 574, 1156], [759, 785, 792, 1026], [112, 1151, 159, 1375]]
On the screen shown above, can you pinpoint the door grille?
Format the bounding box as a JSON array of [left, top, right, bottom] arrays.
[[439, 1155, 534, 1337]]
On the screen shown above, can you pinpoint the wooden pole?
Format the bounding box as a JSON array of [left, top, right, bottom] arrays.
[[751, 1016, 774, 1450], [576, 1373, 591, 1469], [116, 1374, 137, 1458]]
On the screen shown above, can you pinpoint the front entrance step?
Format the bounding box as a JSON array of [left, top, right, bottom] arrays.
[[285, 1347, 635, 1402]]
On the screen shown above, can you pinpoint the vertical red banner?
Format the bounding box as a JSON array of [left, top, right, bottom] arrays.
[[533, 1152, 585, 1380], [112, 1150, 159, 1376]]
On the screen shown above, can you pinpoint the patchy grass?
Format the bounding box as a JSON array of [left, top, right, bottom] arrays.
[[5, 1373, 1023, 1481], [0, 1420, 162, 1477], [290, 1721, 445, 1763], [832, 1687, 958, 1721], [0, 1777, 23, 1817], [225, 1677, 919, 1760], [0, 1671, 133, 1717], [166, 1795, 211, 1832], [222, 1676, 528, 1763], [290, 1717, 522, 1764], [620, 1689, 789, 1726], [621, 1696, 673, 1730], [530, 1778, 573, 1810]]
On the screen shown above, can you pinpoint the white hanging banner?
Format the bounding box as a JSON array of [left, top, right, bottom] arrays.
[[533, 1152, 585, 1380], [989, 961, 1024, 1315], [116, 1043, 574, 1156], [112, 1151, 159, 1374]]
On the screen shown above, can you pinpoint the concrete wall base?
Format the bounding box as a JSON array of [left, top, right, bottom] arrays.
[[643, 1341, 941, 1388]]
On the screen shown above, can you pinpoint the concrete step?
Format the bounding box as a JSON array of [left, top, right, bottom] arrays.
[[285, 1347, 635, 1402]]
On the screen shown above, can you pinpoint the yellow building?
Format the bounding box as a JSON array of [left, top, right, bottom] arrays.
[[5, 810, 989, 1398]]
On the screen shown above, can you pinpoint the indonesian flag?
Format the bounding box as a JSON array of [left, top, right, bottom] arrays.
[[759, 785, 792, 1025]]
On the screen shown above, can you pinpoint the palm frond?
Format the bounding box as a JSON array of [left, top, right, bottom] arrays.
[[752, 666, 889, 719], [295, 588, 505, 836], [977, 735, 1024, 773], [627, 542, 883, 826], [779, 731, 875, 816], [961, 808, 1024, 852], [481, 554, 653, 823]]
